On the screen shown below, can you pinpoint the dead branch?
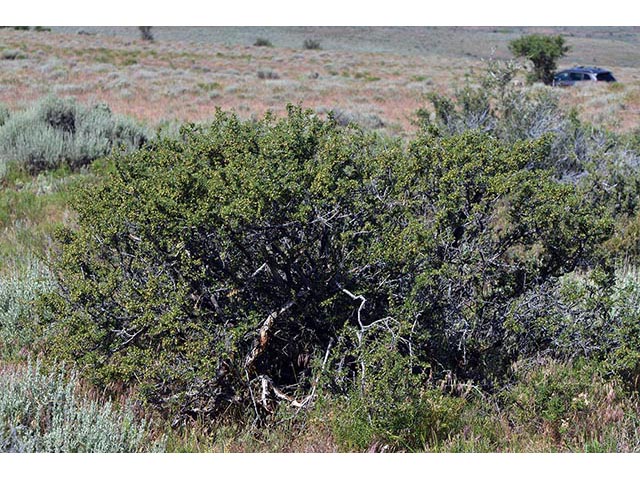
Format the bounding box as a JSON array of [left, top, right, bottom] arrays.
[[244, 299, 297, 371], [254, 338, 333, 410]]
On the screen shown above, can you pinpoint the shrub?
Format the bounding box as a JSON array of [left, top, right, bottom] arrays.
[[505, 266, 640, 391], [139, 26, 154, 42], [509, 34, 570, 85], [416, 60, 640, 188], [330, 337, 466, 451], [257, 69, 279, 80], [303, 39, 321, 50], [1, 49, 27, 60], [0, 361, 161, 452], [39, 106, 610, 426], [321, 107, 385, 130], [254, 38, 273, 47], [504, 359, 627, 445], [0, 103, 11, 127], [40, 106, 391, 421], [0, 256, 54, 361], [0, 96, 149, 176]]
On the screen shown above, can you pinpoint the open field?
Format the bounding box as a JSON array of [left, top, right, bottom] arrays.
[[2, 27, 640, 134]]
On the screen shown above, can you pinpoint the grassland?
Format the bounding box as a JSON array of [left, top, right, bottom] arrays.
[[1, 27, 639, 135]]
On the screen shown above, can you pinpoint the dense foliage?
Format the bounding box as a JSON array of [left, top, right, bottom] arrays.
[[509, 34, 569, 85], [37, 102, 617, 435]]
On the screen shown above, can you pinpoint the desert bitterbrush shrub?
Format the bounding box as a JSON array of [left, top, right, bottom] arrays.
[[0, 361, 162, 452], [38, 106, 611, 426]]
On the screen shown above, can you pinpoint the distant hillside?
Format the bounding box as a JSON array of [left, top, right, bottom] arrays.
[[50, 26, 640, 67]]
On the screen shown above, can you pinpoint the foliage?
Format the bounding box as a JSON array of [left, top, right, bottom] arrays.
[[0, 256, 54, 361], [257, 69, 279, 80], [1, 49, 27, 60], [504, 359, 628, 446], [37, 106, 612, 426], [254, 38, 273, 47], [0, 361, 162, 452], [40, 106, 389, 420], [0, 96, 149, 177], [417, 60, 640, 194], [508, 34, 569, 85], [139, 27, 154, 42], [330, 336, 466, 451], [0, 103, 9, 127], [303, 39, 321, 50]]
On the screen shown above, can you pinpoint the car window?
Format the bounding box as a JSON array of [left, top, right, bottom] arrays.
[[596, 72, 616, 82], [556, 72, 570, 80], [569, 72, 585, 81]]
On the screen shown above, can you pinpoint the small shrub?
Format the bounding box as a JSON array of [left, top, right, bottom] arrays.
[[0, 256, 54, 361], [0, 104, 10, 127], [0, 97, 150, 176], [138, 26, 154, 42], [331, 342, 466, 451], [257, 69, 279, 80], [505, 360, 625, 445], [303, 39, 321, 50], [318, 107, 384, 129], [353, 71, 380, 82], [1, 49, 27, 60], [197, 81, 222, 92], [254, 38, 273, 47], [0, 361, 161, 452]]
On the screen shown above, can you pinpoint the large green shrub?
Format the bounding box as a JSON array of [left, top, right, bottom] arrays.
[[40, 106, 391, 420], [509, 34, 570, 85], [39, 106, 611, 424], [0, 96, 149, 177]]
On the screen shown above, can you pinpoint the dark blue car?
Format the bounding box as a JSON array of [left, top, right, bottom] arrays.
[[552, 66, 617, 86]]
